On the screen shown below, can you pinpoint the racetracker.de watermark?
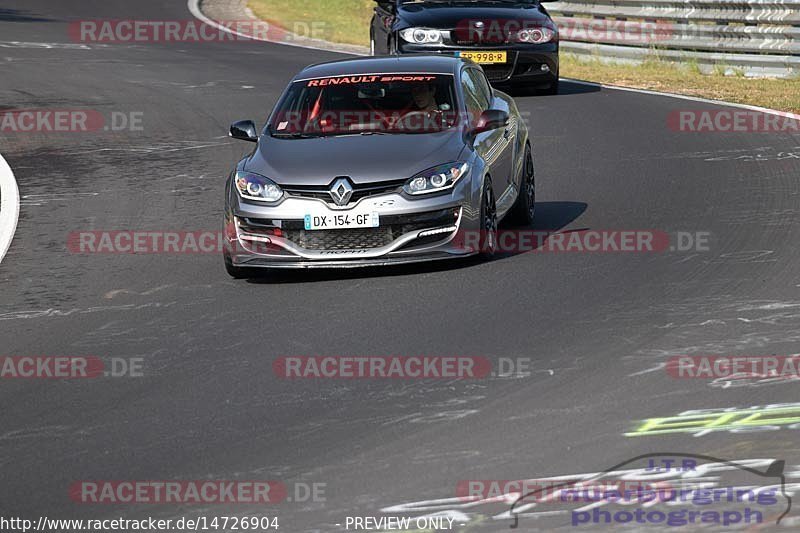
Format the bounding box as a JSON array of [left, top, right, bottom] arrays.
[[557, 19, 673, 44], [667, 355, 800, 379], [668, 110, 800, 133], [68, 231, 225, 254], [453, 18, 672, 44], [0, 356, 143, 379], [456, 479, 669, 503], [69, 481, 290, 504], [0, 110, 144, 133], [274, 356, 492, 379], [274, 356, 541, 379], [454, 230, 710, 254], [68, 20, 327, 44]]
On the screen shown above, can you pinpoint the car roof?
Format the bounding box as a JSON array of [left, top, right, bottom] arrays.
[[295, 55, 466, 81]]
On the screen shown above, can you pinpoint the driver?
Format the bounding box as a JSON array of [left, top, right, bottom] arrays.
[[410, 83, 439, 112], [394, 82, 446, 132]]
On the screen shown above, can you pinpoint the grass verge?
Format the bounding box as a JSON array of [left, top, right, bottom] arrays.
[[562, 55, 800, 113], [249, 0, 800, 113], [249, 0, 373, 46]]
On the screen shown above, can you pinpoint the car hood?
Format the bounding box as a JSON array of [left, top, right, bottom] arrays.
[[245, 131, 466, 186], [397, 2, 551, 28]]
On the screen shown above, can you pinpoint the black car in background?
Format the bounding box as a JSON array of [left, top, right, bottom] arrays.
[[370, 0, 559, 94]]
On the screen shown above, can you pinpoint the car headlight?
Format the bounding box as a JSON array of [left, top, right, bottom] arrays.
[[234, 171, 283, 203], [404, 162, 470, 196], [513, 26, 556, 44], [399, 27, 445, 45]]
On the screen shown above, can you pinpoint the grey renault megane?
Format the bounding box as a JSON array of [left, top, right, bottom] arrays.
[[223, 55, 534, 278]]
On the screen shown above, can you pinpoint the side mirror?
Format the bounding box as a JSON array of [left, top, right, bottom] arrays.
[[230, 120, 258, 142], [471, 109, 509, 135]]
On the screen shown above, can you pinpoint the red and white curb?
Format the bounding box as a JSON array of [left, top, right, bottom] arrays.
[[0, 152, 20, 264]]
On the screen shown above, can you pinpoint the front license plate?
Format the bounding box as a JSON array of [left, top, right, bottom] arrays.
[[458, 51, 507, 64], [304, 211, 380, 231]]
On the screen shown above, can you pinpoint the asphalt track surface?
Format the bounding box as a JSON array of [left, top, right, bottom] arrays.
[[1, 1, 800, 531]]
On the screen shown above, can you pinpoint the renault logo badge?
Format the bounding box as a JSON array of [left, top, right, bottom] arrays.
[[329, 177, 354, 206]]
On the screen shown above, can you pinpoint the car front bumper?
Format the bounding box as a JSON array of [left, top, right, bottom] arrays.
[[397, 42, 559, 85], [225, 181, 482, 269]]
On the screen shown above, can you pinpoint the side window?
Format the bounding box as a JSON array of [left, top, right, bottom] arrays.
[[461, 70, 483, 122], [474, 70, 494, 108], [464, 69, 491, 111], [461, 68, 491, 127]]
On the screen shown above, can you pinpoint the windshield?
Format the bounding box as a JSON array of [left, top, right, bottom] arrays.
[[269, 74, 459, 137]]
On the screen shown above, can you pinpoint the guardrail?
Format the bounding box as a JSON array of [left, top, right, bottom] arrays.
[[547, 0, 800, 77]]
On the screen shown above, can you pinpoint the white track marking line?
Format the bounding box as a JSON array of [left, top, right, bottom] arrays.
[[0, 152, 20, 264], [186, 1, 799, 120], [563, 78, 800, 121]]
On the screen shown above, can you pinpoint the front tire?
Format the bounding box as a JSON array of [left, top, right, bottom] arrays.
[[480, 178, 498, 259], [509, 144, 536, 226]]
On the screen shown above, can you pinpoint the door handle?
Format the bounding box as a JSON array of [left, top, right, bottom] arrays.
[[503, 129, 511, 140]]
